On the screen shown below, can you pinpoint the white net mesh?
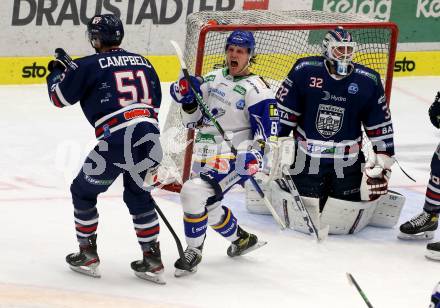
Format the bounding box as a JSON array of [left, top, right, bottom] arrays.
[[159, 10, 397, 189]]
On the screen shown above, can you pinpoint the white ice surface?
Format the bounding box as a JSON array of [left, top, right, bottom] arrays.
[[0, 78, 440, 308]]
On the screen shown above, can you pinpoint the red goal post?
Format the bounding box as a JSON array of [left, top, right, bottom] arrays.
[[159, 10, 398, 192]]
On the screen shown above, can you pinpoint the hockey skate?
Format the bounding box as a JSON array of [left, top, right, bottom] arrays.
[[66, 234, 100, 278], [131, 242, 165, 285], [227, 226, 267, 257], [174, 245, 203, 278], [398, 212, 438, 240], [426, 242, 440, 261]]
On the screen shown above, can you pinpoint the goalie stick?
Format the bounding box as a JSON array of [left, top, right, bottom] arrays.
[[170, 40, 286, 230], [282, 166, 329, 241]]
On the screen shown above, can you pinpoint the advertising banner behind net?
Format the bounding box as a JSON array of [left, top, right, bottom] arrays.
[[1, 0, 439, 84], [2, 0, 310, 57], [312, 0, 440, 46]]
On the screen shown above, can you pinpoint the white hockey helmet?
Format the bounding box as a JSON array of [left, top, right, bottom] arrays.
[[322, 26, 356, 76]]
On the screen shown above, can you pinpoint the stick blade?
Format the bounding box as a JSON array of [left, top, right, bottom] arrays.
[[170, 40, 186, 69]]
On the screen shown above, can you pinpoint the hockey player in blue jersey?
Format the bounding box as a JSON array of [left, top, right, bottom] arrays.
[[399, 92, 440, 261], [169, 30, 278, 276], [46, 14, 165, 284], [275, 27, 397, 234]]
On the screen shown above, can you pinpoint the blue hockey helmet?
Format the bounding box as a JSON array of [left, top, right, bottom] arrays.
[[87, 14, 124, 47], [225, 30, 256, 57], [322, 26, 356, 75]]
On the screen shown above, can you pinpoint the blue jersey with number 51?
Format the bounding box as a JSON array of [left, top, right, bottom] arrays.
[[46, 48, 161, 140]]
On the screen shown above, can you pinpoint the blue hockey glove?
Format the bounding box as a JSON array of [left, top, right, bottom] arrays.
[[170, 75, 202, 104], [429, 92, 440, 129], [235, 149, 263, 180], [48, 48, 77, 73]]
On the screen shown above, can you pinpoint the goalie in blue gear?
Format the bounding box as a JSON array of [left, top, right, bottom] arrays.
[[46, 14, 166, 284], [169, 30, 278, 277], [274, 26, 399, 235]]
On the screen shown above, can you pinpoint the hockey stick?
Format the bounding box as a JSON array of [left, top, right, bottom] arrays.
[[152, 201, 186, 262], [170, 40, 286, 230], [346, 273, 374, 308], [282, 166, 329, 242]]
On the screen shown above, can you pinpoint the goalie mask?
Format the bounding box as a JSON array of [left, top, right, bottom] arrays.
[[87, 14, 124, 50], [322, 27, 356, 76]]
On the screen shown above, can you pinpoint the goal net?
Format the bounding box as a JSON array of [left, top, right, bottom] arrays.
[[158, 10, 398, 192]]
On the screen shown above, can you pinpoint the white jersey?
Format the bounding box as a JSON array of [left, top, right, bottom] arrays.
[[180, 68, 278, 162]]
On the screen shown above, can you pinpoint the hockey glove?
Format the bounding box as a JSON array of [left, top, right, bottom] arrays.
[[429, 92, 440, 129], [235, 149, 263, 180], [360, 153, 394, 201], [48, 48, 78, 73], [170, 75, 203, 105]]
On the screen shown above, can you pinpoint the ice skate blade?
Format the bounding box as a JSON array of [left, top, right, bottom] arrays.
[[425, 251, 440, 261], [228, 240, 267, 258], [134, 269, 166, 285], [397, 231, 434, 240], [174, 266, 198, 278], [69, 264, 101, 278]]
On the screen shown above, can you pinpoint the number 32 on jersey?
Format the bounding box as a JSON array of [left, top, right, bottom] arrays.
[[309, 77, 323, 88]]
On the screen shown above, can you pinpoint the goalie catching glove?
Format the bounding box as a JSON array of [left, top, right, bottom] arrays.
[[170, 75, 203, 105], [361, 153, 394, 201]]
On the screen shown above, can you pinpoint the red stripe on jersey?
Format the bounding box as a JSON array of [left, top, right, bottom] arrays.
[[51, 92, 63, 108], [427, 190, 440, 201], [136, 225, 160, 237]]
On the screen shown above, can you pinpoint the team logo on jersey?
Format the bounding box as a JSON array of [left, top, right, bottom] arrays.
[[321, 91, 346, 102], [235, 99, 245, 110], [348, 83, 359, 94], [233, 85, 247, 96], [204, 75, 216, 82], [316, 104, 345, 138]]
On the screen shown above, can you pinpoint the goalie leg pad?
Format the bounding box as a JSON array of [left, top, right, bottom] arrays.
[[245, 177, 272, 215], [369, 190, 405, 228], [321, 198, 376, 234], [269, 179, 320, 233], [320, 191, 404, 234]]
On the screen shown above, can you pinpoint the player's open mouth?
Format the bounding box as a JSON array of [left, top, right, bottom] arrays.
[[230, 60, 238, 68]]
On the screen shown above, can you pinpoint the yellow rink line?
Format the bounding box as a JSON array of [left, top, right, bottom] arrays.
[[0, 51, 439, 85]]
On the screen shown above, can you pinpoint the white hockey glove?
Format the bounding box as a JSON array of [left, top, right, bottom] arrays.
[[360, 153, 394, 201]]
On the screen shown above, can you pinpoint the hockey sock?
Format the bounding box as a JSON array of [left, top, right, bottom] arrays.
[[184, 210, 208, 248], [132, 211, 160, 250], [74, 207, 99, 244], [211, 206, 239, 242]]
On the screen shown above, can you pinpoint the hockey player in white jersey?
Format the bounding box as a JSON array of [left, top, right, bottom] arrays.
[[169, 30, 278, 276]]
